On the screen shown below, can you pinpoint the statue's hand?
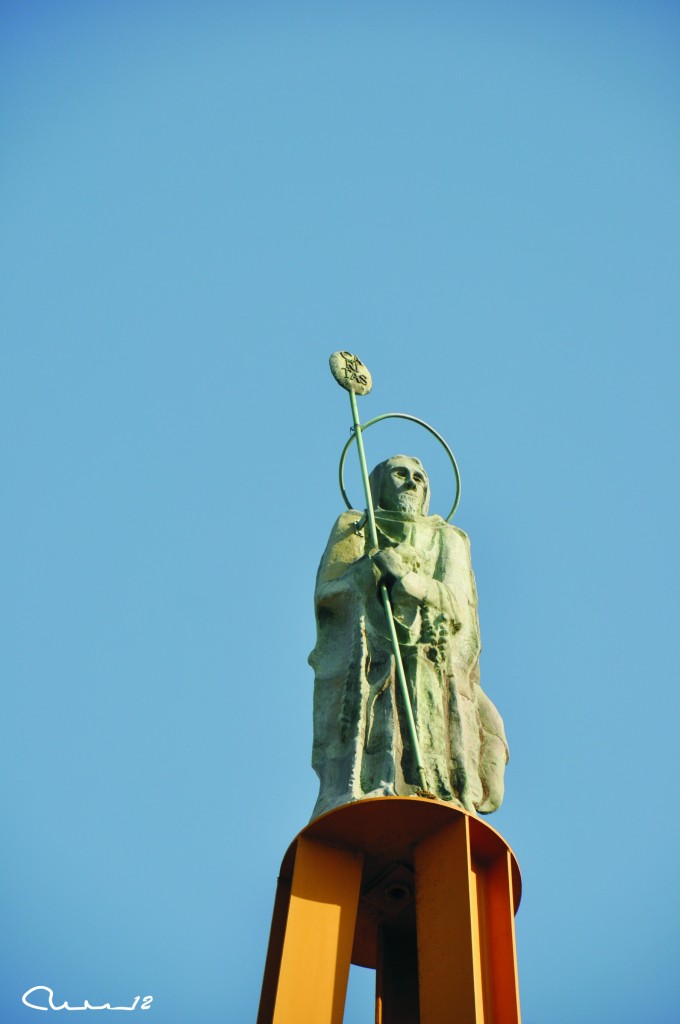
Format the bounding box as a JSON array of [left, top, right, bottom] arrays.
[[391, 572, 428, 604], [371, 547, 409, 584]]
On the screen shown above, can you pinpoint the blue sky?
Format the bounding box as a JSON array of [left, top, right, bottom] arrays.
[[1, 2, 679, 1022]]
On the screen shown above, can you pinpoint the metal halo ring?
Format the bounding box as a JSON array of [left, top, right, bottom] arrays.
[[338, 412, 461, 522]]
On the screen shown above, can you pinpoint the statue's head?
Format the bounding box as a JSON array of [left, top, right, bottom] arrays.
[[369, 455, 430, 516]]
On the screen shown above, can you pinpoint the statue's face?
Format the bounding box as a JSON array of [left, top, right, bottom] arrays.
[[379, 457, 428, 514]]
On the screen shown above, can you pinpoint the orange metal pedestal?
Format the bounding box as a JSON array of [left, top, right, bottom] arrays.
[[258, 798, 521, 1024]]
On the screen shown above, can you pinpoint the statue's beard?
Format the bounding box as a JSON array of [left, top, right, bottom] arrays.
[[392, 491, 424, 514]]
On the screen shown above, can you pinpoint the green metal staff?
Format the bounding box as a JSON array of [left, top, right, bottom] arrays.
[[329, 351, 428, 793]]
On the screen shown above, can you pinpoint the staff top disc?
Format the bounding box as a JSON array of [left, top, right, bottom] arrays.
[[329, 351, 373, 396]]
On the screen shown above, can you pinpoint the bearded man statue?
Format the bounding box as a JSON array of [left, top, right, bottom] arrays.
[[309, 454, 508, 821]]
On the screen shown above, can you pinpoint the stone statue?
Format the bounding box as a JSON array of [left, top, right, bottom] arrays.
[[309, 454, 508, 820]]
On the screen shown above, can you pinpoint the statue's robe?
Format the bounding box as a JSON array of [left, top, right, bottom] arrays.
[[309, 508, 508, 820]]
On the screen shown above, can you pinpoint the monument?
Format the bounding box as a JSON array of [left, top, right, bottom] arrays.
[[258, 353, 522, 1024]]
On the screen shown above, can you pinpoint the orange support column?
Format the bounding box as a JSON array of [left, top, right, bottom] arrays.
[[415, 817, 482, 1024], [376, 921, 420, 1024], [475, 846, 521, 1024], [267, 835, 364, 1024], [414, 816, 521, 1024]]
